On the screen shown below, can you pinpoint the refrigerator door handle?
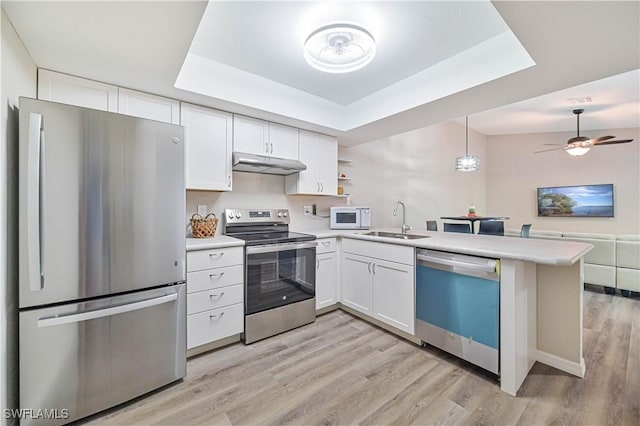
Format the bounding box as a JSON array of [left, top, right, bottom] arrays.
[[27, 112, 44, 292], [37, 293, 178, 328]]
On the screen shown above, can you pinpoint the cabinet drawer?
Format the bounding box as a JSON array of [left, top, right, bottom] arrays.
[[187, 303, 244, 349], [187, 284, 244, 315], [342, 238, 414, 266], [187, 246, 243, 272], [187, 264, 243, 293], [316, 238, 336, 254]]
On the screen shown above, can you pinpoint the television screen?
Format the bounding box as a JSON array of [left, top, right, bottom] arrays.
[[537, 184, 614, 217]]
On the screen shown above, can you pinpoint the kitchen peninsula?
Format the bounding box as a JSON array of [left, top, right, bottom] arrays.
[[189, 229, 593, 397], [312, 228, 593, 396]]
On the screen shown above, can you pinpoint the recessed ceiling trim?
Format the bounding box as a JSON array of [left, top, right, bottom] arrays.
[[175, 30, 534, 132], [175, 53, 349, 129], [345, 30, 535, 130]]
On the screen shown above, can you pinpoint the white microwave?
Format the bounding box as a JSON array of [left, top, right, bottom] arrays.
[[330, 206, 371, 230]]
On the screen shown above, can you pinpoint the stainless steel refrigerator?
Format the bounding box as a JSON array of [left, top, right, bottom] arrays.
[[18, 98, 187, 425]]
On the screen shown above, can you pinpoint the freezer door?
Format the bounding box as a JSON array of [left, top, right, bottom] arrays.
[[19, 284, 186, 425], [19, 98, 185, 308]]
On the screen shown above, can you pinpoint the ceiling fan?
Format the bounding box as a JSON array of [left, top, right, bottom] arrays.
[[535, 109, 634, 156]]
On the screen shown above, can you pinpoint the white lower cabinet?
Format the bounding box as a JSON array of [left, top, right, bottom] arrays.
[[186, 247, 244, 349], [316, 238, 337, 310], [187, 303, 244, 349], [340, 239, 415, 334], [372, 259, 414, 333], [340, 253, 373, 315]]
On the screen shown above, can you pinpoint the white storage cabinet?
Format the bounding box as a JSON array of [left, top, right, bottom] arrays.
[[117, 87, 180, 124], [340, 239, 415, 334], [233, 115, 298, 160], [38, 69, 181, 125], [181, 103, 233, 191], [315, 238, 338, 310], [38, 69, 118, 112], [285, 130, 337, 195], [186, 246, 244, 349]]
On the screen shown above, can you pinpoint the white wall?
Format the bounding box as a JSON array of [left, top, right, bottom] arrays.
[[486, 128, 640, 235], [340, 120, 488, 231], [187, 173, 352, 233], [187, 121, 487, 235], [1, 8, 37, 424]]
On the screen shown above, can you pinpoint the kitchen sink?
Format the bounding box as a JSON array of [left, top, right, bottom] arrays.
[[361, 231, 428, 240]]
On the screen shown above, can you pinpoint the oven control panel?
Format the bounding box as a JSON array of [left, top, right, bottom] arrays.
[[224, 208, 290, 224]]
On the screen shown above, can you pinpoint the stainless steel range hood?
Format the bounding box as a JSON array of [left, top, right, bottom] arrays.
[[232, 152, 306, 175]]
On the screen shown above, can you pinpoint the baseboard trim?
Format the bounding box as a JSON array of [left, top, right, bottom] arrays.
[[316, 304, 340, 316], [536, 350, 586, 378], [338, 303, 421, 345], [187, 334, 241, 358]]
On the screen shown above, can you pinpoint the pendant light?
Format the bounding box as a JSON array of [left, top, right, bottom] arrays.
[[455, 116, 479, 172]]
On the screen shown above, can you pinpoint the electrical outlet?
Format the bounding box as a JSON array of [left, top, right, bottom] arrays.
[[197, 204, 207, 216], [304, 205, 313, 216]]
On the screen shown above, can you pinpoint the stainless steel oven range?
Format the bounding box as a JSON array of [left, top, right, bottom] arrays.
[[225, 208, 317, 344]]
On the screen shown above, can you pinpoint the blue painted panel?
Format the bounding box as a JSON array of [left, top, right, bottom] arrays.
[[416, 265, 499, 349]]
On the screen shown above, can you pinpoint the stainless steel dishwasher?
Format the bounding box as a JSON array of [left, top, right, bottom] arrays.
[[415, 249, 500, 374]]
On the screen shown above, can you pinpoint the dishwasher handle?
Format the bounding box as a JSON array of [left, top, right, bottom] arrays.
[[417, 251, 497, 274]]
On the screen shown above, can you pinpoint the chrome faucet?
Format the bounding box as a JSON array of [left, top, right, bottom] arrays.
[[393, 200, 411, 234]]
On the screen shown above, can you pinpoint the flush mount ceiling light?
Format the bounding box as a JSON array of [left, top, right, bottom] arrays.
[[455, 116, 479, 172], [303, 23, 376, 73]]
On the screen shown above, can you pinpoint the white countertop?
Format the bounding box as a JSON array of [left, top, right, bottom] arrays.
[[186, 235, 244, 251], [186, 228, 592, 266], [304, 228, 593, 266]]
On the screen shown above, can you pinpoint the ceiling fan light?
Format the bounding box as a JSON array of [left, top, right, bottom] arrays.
[[303, 23, 376, 73], [455, 155, 480, 171], [565, 146, 591, 156]]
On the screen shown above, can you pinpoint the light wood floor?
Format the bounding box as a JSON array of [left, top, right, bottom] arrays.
[[84, 287, 639, 426]]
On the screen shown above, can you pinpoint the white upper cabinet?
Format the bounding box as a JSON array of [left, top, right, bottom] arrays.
[[181, 102, 233, 191], [117, 88, 180, 124], [38, 70, 179, 125], [285, 130, 337, 195], [268, 122, 299, 159], [233, 115, 299, 160], [233, 115, 269, 155], [38, 69, 118, 112]]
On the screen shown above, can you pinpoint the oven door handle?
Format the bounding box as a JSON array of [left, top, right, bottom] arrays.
[[246, 241, 317, 254]]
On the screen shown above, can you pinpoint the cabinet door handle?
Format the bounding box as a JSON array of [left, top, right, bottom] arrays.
[[367, 262, 372, 273], [372, 262, 376, 274], [321, 182, 324, 192], [377, 264, 407, 274], [227, 175, 231, 187], [209, 291, 225, 299], [265, 141, 269, 154], [316, 258, 320, 269], [270, 142, 274, 154], [209, 272, 225, 279], [321, 241, 330, 246], [209, 312, 225, 320], [209, 252, 224, 260], [316, 182, 320, 192]]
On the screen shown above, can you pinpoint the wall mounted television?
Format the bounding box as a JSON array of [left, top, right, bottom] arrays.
[[537, 184, 614, 217]]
